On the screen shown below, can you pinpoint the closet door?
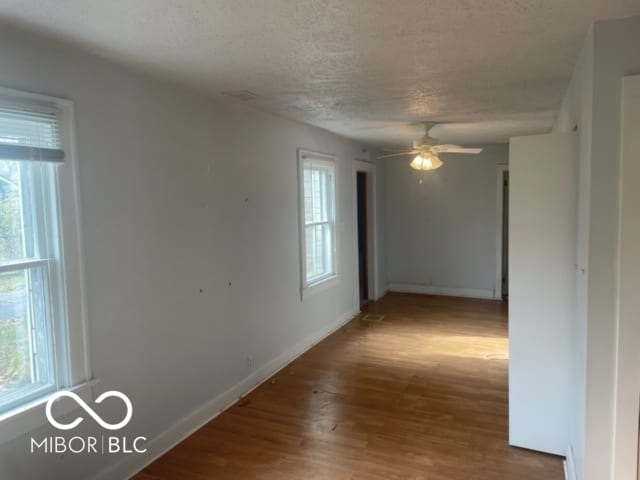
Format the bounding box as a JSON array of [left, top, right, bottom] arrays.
[[612, 75, 640, 480], [508, 132, 577, 455]]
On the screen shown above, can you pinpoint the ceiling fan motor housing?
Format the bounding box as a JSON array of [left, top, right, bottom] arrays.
[[413, 136, 437, 151]]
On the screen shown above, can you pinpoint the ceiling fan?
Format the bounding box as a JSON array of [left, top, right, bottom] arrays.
[[377, 122, 482, 171]]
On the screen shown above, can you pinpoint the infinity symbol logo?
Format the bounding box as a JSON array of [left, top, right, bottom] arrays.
[[45, 391, 133, 431]]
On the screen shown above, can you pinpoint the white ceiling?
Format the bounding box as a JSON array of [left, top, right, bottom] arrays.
[[1, 0, 639, 146]]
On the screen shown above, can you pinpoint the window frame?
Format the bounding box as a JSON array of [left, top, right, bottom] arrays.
[[0, 86, 92, 444], [297, 149, 339, 299]]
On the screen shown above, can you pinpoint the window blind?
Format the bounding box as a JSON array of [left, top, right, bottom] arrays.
[[0, 105, 64, 163]]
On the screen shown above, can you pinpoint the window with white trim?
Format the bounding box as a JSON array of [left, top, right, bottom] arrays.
[[0, 89, 88, 418], [298, 150, 337, 291]]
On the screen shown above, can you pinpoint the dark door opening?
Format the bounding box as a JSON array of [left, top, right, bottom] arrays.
[[502, 171, 509, 299], [356, 171, 368, 305]]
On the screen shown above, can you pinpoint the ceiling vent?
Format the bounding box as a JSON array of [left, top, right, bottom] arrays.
[[222, 90, 258, 101]]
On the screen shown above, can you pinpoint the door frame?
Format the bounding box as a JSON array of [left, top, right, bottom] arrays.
[[352, 160, 378, 309], [495, 164, 509, 299]]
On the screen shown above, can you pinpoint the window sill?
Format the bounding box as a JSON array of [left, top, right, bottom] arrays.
[[301, 274, 340, 300], [0, 378, 99, 446]]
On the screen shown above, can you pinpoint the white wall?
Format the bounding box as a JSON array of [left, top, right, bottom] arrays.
[[585, 18, 640, 480], [554, 15, 640, 480], [0, 23, 372, 480], [385, 144, 508, 299]]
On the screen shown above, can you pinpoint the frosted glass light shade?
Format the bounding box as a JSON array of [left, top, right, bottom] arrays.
[[409, 152, 443, 171]]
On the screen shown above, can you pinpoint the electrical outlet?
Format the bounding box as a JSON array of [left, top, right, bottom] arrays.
[[246, 356, 254, 371]]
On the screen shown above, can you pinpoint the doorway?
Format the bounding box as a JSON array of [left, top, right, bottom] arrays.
[[495, 165, 509, 300], [352, 160, 378, 309], [357, 171, 368, 305], [502, 171, 509, 298]]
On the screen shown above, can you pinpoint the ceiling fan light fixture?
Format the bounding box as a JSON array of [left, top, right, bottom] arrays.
[[409, 156, 422, 170], [410, 152, 443, 171]]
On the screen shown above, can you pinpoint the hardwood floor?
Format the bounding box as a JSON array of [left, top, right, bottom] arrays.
[[135, 293, 563, 480]]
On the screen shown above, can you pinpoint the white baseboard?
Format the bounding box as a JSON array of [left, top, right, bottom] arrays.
[[388, 283, 496, 300], [92, 308, 359, 480], [564, 444, 576, 480]]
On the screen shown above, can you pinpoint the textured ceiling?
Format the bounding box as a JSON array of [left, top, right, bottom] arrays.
[[0, 0, 639, 146]]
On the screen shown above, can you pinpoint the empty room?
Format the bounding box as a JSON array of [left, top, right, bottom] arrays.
[[0, 2, 639, 479]]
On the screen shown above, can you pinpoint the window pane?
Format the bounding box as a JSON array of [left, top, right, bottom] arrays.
[[0, 266, 54, 412], [303, 168, 313, 223], [305, 223, 333, 283], [322, 222, 333, 275], [0, 271, 29, 390], [311, 169, 324, 223], [303, 165, 331, 225], [305, 224, 316, 280], [0, 160, 28, 261]]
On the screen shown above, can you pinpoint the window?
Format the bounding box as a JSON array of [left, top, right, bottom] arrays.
[[298, 150, 337, 294], [0, 88, 89, 423]]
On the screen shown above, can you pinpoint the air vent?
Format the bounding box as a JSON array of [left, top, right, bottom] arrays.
[[223, 90, 258, 101], [361, 313, 384, 323]]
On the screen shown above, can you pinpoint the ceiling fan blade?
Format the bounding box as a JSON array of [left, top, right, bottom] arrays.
[[376, 151, 418, 159], [434, 145, 483, 154], [431, 144, 461, 152]]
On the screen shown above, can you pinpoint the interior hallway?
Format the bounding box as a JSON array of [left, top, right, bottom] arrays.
[[136, 293, 563, 479]]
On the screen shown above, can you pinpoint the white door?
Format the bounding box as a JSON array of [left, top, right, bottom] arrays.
[[508, 132, 577, 455], [612, 75, 640, 480]]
